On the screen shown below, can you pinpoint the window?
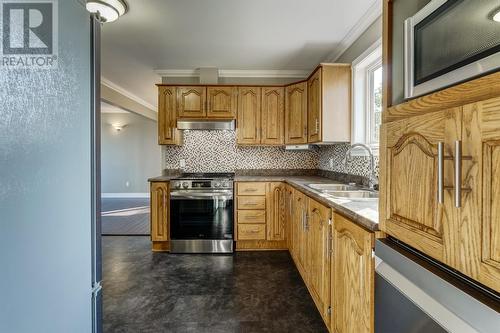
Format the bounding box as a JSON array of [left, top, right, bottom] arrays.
[[351, 39, 382, 154]]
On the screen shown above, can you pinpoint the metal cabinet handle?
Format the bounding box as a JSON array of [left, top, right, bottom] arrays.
[[455, 140, 462, 208], [438, 142, 444, 204]]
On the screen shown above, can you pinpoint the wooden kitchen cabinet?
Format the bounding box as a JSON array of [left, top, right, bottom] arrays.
[[207, 86, 237, 119], [177, 86, 206, 118], [292, 189, 309, 277], [459, 97, 500, 292], [237, 86, 285, 145], [261, 87, 285, 145], [332, 213, 374, 333], [307, 199, 331, 325], [285, 82, 308, 144], [379, 108, 460, 265], [237, 87, 261, 144], [150, 182, 169, 244], [307, 69, 321, 143], [284, 185, 294, 251], [306, 64, 351, 143], [158, 86, 181, 145], [266, 182, 286, 241], [235, 181, 287, 250]]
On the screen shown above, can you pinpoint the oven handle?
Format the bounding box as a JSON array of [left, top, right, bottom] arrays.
[[170, 192, 233, 200]]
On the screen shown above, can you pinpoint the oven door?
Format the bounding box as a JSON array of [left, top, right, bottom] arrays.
[[170, 190, 234, 241]]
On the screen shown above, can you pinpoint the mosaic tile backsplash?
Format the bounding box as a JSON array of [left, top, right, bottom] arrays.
[[162, 131, 380, 178], [317, 144, 380, 178], [163, 130, 319, 172]]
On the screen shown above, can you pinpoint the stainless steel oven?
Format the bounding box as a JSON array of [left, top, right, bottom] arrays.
[[404, 0, 500, 99], [170, 174, 234, 253]]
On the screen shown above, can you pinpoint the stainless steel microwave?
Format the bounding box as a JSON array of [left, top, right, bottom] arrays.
[[404, 0, 500, 99]]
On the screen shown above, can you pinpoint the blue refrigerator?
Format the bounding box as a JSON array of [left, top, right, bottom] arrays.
[[0, 1, 102, 332]]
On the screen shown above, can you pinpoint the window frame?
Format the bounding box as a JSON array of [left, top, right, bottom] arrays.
[[351, 38, 382, 156], [366, 60, 382, 148]]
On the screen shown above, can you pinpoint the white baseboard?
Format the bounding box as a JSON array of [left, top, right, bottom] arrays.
[[101, 193, 149, 198]]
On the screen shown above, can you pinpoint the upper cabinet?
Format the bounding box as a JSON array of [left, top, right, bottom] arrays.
[[156, 62, 351, 146], [460, 97, 500, 292], [285, 82, 308, 144], [307, 69, 322, 142], [177, 86, 206, 118], [158, 86, 182, 145], [237, 87, 261, 144], [207, 86, 237, 119], [380, 109, 459, 265], [237, 86, 285, 145], [306, 64, 351, 144], [380, 96, 500, 293], [261, 87, 285, 145]]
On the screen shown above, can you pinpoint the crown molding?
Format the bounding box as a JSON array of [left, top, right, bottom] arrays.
[[154, 68, 310, 79], [101, 77, 156, 111], [324, 0, 382, 62]]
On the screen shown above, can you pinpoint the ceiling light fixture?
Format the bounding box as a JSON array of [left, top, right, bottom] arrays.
[[493, 9, 500, 22], [111, 123, 127, 132], [86, 0, 127, 23]]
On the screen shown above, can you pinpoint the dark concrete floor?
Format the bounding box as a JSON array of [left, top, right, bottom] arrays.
[[103, 236, 328, 333]]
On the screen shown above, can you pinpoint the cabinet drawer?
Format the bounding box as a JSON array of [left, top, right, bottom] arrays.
[[238, 224, 266, 240], [237, 182, 267, 196], [237, 196, 266, 210], [237, 210, 266, 224]]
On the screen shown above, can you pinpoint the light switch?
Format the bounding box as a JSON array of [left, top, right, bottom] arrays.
[[179, 159, 186, 168]]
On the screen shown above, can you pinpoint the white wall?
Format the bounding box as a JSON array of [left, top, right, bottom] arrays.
[[101, 110, 161, 194]]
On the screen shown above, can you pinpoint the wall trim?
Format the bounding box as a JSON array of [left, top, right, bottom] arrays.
[[155, 69, 310, 79], [324, 1, 382, 62], [102, 193, 150, 198], [101, 77, 157, 111]]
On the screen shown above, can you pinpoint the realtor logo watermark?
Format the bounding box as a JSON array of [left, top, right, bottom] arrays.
[[0, 0, 58, 68]]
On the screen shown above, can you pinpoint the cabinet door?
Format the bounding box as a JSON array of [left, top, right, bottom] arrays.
[[461, 97, 500, 292], [308, 68, 322, 143], [308, 199, 331, 324], [261, 87, 284, 145], [177, 86, 206, 118], [266, 182, 286, 240], [158, 87, 180, 145], [207, 86, 237, 119], [285, 82, 308, 144], [237, 87, 261, 144], [293, 190, 309, 277], [379, 109, 461, 264], [150, 182, 169, 241], [332, 213, 374, 333], [285, 186, 294, 251]]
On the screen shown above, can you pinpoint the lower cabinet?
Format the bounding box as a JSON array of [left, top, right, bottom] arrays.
[[332, 213, 374, 333], [307, 198, 332, 325], [292, 189, 309, 276], [150, 182, 170, 251], [235, 181, 287, 250]]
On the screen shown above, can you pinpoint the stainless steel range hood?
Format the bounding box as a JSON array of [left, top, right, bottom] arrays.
[[177, 119, 235, 131]]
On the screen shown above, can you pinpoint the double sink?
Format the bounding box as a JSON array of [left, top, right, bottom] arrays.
[[306, 183, 378, 201]]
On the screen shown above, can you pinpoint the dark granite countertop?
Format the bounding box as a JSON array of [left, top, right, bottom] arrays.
[[235, 175, 379, 231], [148, 169, 378, 231]]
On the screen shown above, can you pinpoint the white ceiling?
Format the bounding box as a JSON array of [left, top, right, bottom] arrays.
[[101, 0, 379, 108]]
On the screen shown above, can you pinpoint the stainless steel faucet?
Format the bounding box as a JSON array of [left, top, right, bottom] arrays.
[[344, 143, 378, 190]]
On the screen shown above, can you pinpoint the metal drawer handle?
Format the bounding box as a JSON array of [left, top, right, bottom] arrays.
[[438, 142, 444, 204], [455, 140, 462, 208]]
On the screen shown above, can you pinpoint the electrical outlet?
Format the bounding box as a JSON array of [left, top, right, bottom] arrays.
[[329, 158, 334, 169], [125, 181, 130, 187], [179, 159, 186, 168]]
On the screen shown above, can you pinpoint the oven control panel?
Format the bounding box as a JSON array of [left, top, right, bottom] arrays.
[[171, 179, 233, 190]]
